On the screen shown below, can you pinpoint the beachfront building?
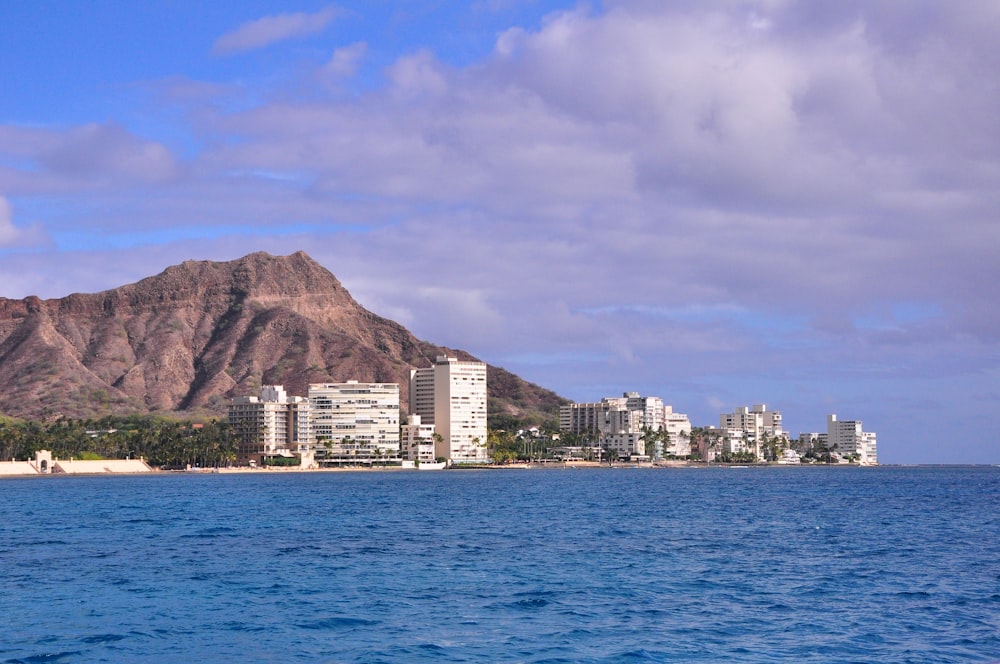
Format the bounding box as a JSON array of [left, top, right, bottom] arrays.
[[603, 432, 646, 459], [718, 404, 786, 462], [719, 428, 753, 457], [401, 414, 437, 463], [549, 446, 579, 460], [796, 432, 828, 456], [720, 404, 784, 439], [228, 385, 313, 466], [409, 356, 488, 463], [560, 395, 633, 439], [560, 392, 689, 460], [827, 414, 878, 464], [560, 396, 630, 459], [662, 406, 693, 457], [559, 400, 606, 441], [309, 382, 401, 466]]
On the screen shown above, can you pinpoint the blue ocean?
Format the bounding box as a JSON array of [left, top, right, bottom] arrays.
[[2, 467, 998, 662]]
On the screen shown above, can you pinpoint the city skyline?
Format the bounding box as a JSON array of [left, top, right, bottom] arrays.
[[1, 2, 998, 463]]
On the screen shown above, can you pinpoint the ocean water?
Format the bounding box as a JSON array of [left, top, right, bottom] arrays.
[[1, 466, 998, 663]]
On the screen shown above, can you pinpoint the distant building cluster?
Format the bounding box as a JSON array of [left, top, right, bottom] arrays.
[[559, 396, 877, 465], [558, 392, 692, 461], [227, 356, 487, 467], [798, 414, 879, 465], [228, 360, 877, 467], [696, 404, 787, 462]]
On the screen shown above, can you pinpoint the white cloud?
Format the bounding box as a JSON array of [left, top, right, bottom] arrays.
[[0, 197, 17, 245], [12, 3, 997, 324], [213, 6, 340, 55], [387, 50, 449, 99], [323, 41, 367, 79], [0, 196, 47, 248], [0, 123, 181, 193], [39, 123, 179, 184]]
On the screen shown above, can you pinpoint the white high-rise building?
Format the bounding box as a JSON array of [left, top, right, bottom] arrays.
[[309, 382, 400, 465], [625, 393, 664, 431], [827, 414, 878, 465], [409, 356, 488, 463], [228, 385, 312, 466]]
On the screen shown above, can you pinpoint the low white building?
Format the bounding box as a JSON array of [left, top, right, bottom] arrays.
[[603, 432, 647, 459], [797, 432, 828, 455], [777, 448, 801, 464], [401, 414, 437, 463], [719, 429, 752, 457], [662, 406, 692, 457]]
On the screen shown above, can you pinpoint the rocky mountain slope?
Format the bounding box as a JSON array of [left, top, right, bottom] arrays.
[[0, 251, 565, 421]]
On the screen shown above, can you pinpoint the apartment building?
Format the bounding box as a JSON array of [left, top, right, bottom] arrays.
[[309, 382, 400, 465], [718, 404, 786, 461], [560, 395, 632, 438], [626, 393, 664, 431], [827, 414, 878, 464], [560, 393, 690, 460], [401, 414, 437, 463], [559, 400, 608, 440], [720, 404, 784, 439], [228, 385, 313, 466], [797, 432, 828, 455], [662, 406, 693, 457], [409, 356, 488, 463]]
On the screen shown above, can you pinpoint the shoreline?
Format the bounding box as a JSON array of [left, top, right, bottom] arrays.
[[0, 460, 896, 479]]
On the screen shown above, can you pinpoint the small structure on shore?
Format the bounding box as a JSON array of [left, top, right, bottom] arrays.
[[0, 450, 153, 476]]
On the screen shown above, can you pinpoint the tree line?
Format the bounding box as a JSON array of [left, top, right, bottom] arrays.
[[0, 415, 236, 469]]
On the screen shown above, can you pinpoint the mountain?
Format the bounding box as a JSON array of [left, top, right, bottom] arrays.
[[0, 251, 566, 421]]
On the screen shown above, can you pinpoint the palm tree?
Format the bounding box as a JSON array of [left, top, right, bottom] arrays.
[[660, 428, 675, 458], [432, 432, 445, 461], [639, 426, 660, 460], [679, 429, 691, 458]]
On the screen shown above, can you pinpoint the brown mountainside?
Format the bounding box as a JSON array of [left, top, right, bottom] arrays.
[[0, 251, 566, 421]]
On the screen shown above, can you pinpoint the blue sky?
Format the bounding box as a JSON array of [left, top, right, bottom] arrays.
[[2, 1, 999, 463]]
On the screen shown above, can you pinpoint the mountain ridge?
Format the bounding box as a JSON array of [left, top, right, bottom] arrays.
[[0, 251, 566, 421]]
